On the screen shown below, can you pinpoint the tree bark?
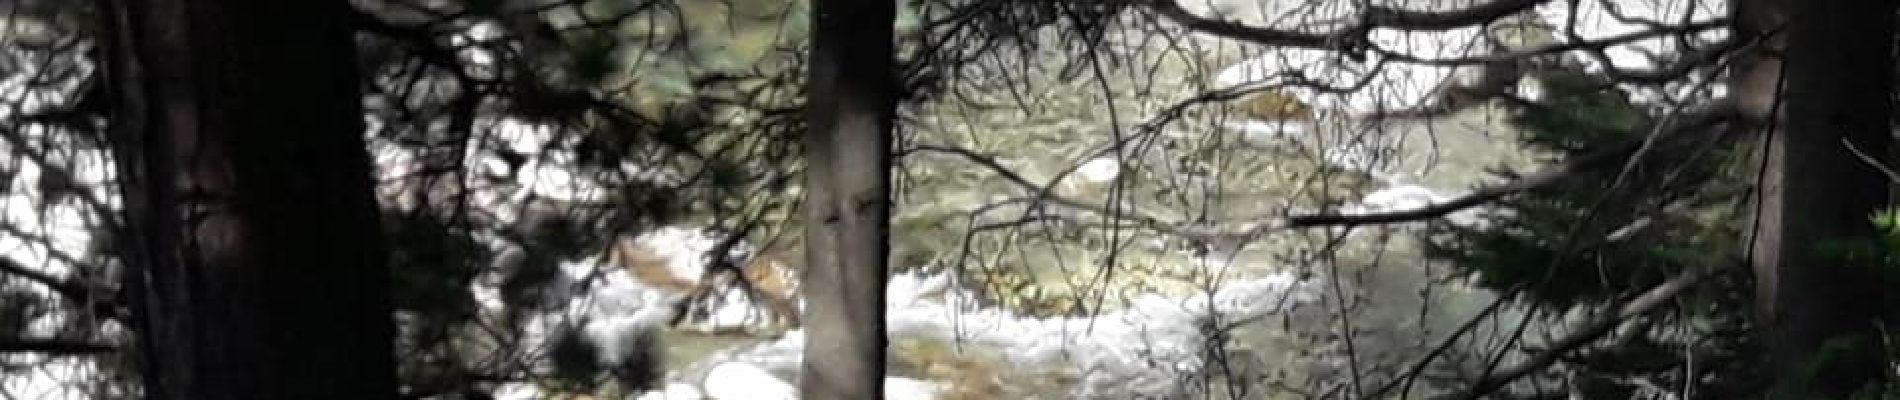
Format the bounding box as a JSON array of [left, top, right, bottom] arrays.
[[1735, 0, 1894, 395], [800, 0, 897, 398], [97, 0, 398, 398]]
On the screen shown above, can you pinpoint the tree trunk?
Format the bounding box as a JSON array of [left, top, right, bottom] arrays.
[[1735, 0, 1894, 395], [800, 0, 897, 398], [97, 0, 398, 398]]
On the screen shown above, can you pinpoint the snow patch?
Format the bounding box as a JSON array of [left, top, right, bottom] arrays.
[[1075, 157, 1122, 184], [697, 271, 1317, 398]]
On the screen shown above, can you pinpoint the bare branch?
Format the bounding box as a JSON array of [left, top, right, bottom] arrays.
[[1144, 0, 1549, 50], [0, 257, 84, 302], [1143, 0, 1330, 49], [1441, 263, 1718, 399], [0, 338, 115, 354], [1842, 137, 1900, 183], [1288, 103, 1733, 227], [1362, 288, 1522, 400], [902, 144, 1255, 239], [1370, 19, 1729, 67], [1363, 0, 1549, 31]]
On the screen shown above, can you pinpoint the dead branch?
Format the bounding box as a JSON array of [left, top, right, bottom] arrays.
[[1442, 263, 1718, 399], [0, 338, 115, 354], [1287, 104, 1733, 227], [1144, 0, 1549, 50]]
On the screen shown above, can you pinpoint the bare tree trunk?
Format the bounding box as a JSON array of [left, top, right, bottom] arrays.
[[800, 0, 896, 397], [97, 0, 398, 398], [1735, 0, 1894, 395]]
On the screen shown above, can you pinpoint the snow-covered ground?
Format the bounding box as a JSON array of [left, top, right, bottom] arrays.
[[471, 220, 1320, 398], [616, 271, 1316, 399]]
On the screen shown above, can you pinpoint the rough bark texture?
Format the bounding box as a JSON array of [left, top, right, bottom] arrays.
[[800, 0, 896, 398], [98, 0, 398, 398], [1735, 0, 1894, 395]]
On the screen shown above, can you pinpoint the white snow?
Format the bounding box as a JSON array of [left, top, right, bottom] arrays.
[[636, 383, 707, 400], [690, 362, 943, 400], [1075, 157, 1122, 184], [1357, 184, 1449, 213], [704, 362, 795, 400], [1228, 119, 1312, 146], [883, 376, 947, 400], [696, 271, 1316, 398]]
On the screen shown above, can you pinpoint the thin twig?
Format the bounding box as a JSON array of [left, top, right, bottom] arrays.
[[1441, 264, 1717, 400], [0, 338, 115, 354], [1842, 137, 1900, 183], [1289, 105, 1732, 227]]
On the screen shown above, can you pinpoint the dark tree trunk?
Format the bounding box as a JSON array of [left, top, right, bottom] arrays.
[[1735, 0, 1894, 396], [97, 0, 398, 398], [800, 0, 897, 398]]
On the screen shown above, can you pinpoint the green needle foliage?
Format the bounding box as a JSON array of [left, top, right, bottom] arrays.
[[1425, 68, 1738, 309]]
